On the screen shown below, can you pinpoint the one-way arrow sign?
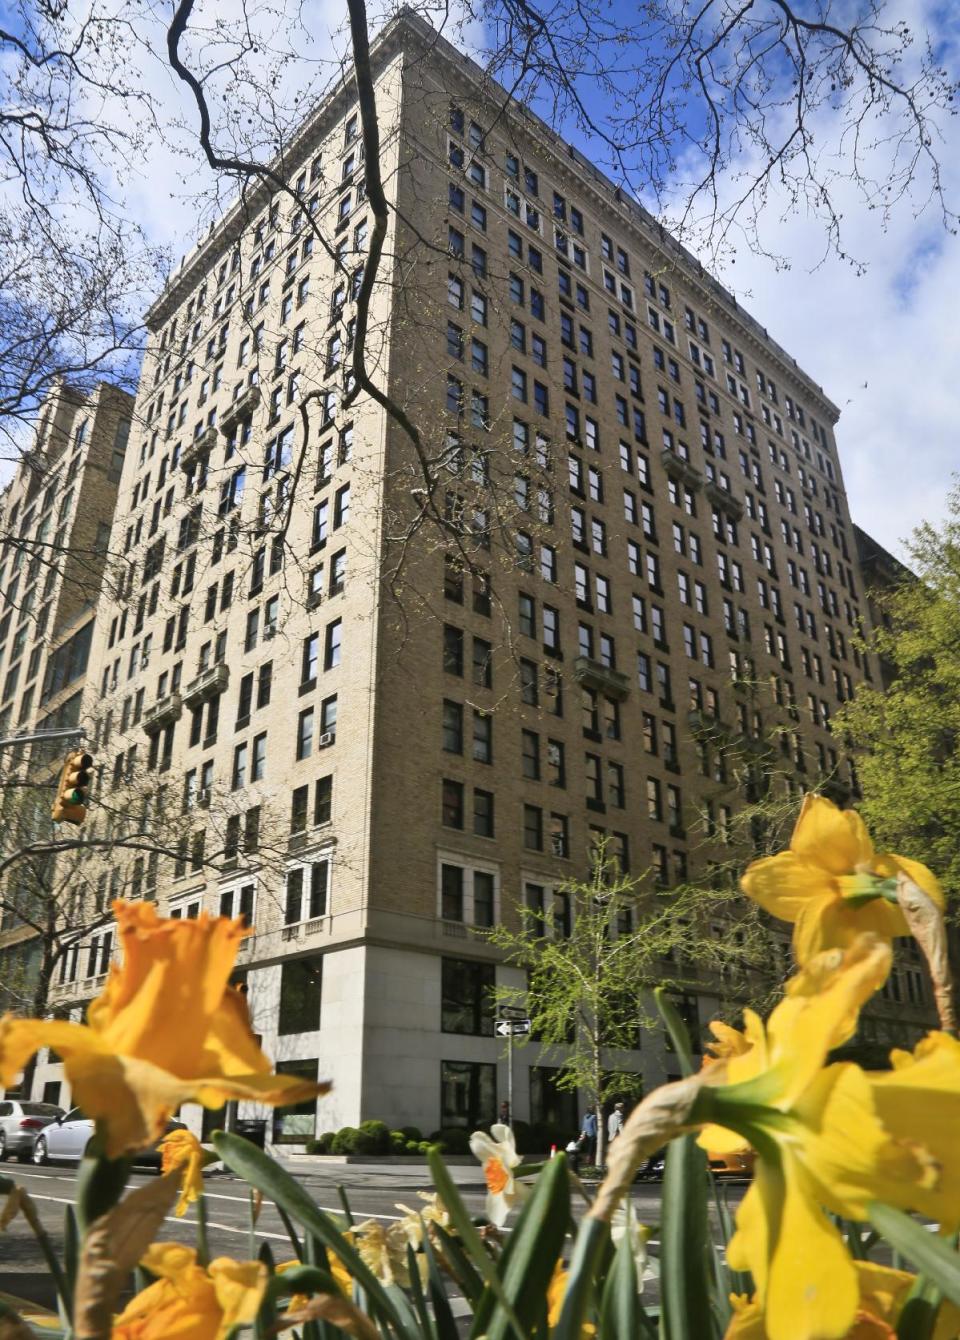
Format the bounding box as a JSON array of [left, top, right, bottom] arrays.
[[496, 1019, 531, 1037]]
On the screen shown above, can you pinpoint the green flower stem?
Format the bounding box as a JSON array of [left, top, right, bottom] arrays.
[[195, 1191, 210, 1268]]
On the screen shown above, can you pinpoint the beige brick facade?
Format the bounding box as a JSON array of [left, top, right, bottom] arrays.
[[6, 13, 934, 1139]]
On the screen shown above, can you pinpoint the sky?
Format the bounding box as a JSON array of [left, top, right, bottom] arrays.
[[2, 0, 958, 559]]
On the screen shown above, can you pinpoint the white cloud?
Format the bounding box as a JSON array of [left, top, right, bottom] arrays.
[[652, 0, 960, 560]]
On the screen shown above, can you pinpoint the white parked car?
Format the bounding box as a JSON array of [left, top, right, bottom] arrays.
[[0, 1100, 64, 1161], [32, 1109, 187, 1167]]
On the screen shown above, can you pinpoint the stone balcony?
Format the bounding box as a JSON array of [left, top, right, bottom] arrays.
[[659, 448, 703, 491], [704, 481, 744, 520], [572, 656, 630, 701], [142, 692, 183, 735], [183, 663, 230, 707], [180, 425, 218, 471], [219, 384, 261, 435]]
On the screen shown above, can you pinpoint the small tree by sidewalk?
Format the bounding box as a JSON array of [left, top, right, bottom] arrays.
[[485, 846, 764, 1170]]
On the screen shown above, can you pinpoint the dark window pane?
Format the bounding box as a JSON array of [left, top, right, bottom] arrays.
[[440, 1059, 496, 1129], [278, 957, 323, 1035], [441, 957, 495, 1036]]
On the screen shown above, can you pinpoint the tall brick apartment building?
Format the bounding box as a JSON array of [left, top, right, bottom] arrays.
[[0, 382, 132, 1010], [9, 12, 934, 1140]]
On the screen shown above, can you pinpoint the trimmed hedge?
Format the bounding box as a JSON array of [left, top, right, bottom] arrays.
[[304, 1118, 569, 1157]]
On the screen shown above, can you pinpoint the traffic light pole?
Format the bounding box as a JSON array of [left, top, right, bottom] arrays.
[[0, 727, 86, 749]]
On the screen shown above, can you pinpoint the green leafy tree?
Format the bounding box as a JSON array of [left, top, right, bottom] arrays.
[[835, 487, 960, 906], [486, 849, 764, 1168]]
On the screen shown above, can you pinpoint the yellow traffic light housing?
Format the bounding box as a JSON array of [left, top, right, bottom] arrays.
[[51, 750, 93, 825]]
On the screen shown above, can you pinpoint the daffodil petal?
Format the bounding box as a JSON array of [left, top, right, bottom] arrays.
[[741, 851, 830, 924], [792, 892, 906, 965], [789, 794, 874, 875], [874, 854, 945, 909], [869, 1032, 960, 1230], [729, 1154, 859, 1340], [209, 1258, 269, 1340]]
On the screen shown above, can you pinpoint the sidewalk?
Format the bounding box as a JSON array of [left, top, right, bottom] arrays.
[[263, 1153, 487, 1191]]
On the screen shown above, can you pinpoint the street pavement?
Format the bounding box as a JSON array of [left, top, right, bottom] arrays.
[[0, 1158, 749, 1314]]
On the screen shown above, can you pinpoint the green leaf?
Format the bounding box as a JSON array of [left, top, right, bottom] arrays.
[[427, 1146, 527, 1340], [896, 1273, 943, 1340], [654, 987, 696, 1077], [63, 1204, 79, 1293], [213, 1131, 411, 1339], [253, 1241, 277, 1339], [553, 1216, 609, 1340], [276, 1202, 303, 1261], [268, 1264, 345, 1299], [472, 1153, 571, 1340], [659, 1134, 717, 1340], [433, 1223, 484, 1306], [600, 1216, 658, 1340], [869, 1203, 960, 1309], [76, 1146, 130, 1234], [423, 1228, 459, 1340], [406, 1243, 437, 1340]]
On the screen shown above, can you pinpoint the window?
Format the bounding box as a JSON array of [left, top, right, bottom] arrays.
[[442, 779, 464, 828], [474, 789, 495, 838], [324, 618, 342, 669], [232, 743, 247, 790], [524, 804, 543, 850], [442, 699, 463, 753], [251, 732, 267, 781], [443, 624, 464, 675], [441, 1059, 496, 1130], [473, 710, 492, 763], [278, 957, 323, 1034], [522, 728, 540, 780], [296, 708, 314, 760], [442, 958, 495, 1035]]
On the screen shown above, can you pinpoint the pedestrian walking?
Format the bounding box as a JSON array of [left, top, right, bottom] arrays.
[[607, 1101, 625, 1145], [579, 1109, 597, 1165]]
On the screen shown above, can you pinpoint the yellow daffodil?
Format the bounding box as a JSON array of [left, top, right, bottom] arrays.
[[546, 1261, 597, 1336], [741, 793, 943, 963], [469, 1123, 526, 1227], [689, 934, 960, 1340], [0, 901, 330, 1158], [112, 1242, 266, 1339], [353, 1218, 417, 1287], [394, 1191, 452, 1249], [159, 1129, 215, 1218], [724, 1261, 960, 1339]]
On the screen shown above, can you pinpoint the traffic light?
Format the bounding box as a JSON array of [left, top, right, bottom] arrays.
[[51, 750, 94, 825]]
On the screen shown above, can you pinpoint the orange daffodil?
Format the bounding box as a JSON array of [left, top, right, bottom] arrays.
[[159, 1129, 216, 1218], [112, 1243, 267, 1340], [0, 901, 330, 1158], [741, 793, 943, 964], [689, 934, 960, 1340], [469, 1122, 526, 1226]]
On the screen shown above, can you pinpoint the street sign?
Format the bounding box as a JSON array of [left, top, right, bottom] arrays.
[[498, 1005, 528, 1021], [496, 1019, 531, 1037]]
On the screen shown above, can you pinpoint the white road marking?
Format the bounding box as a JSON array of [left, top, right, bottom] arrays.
[[11, 1170, 405, 1223]]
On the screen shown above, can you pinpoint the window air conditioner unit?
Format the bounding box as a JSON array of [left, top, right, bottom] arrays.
[[264, 627, 276, 640], [318, 732, 335, 748], [197, 789, 211, 808]]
